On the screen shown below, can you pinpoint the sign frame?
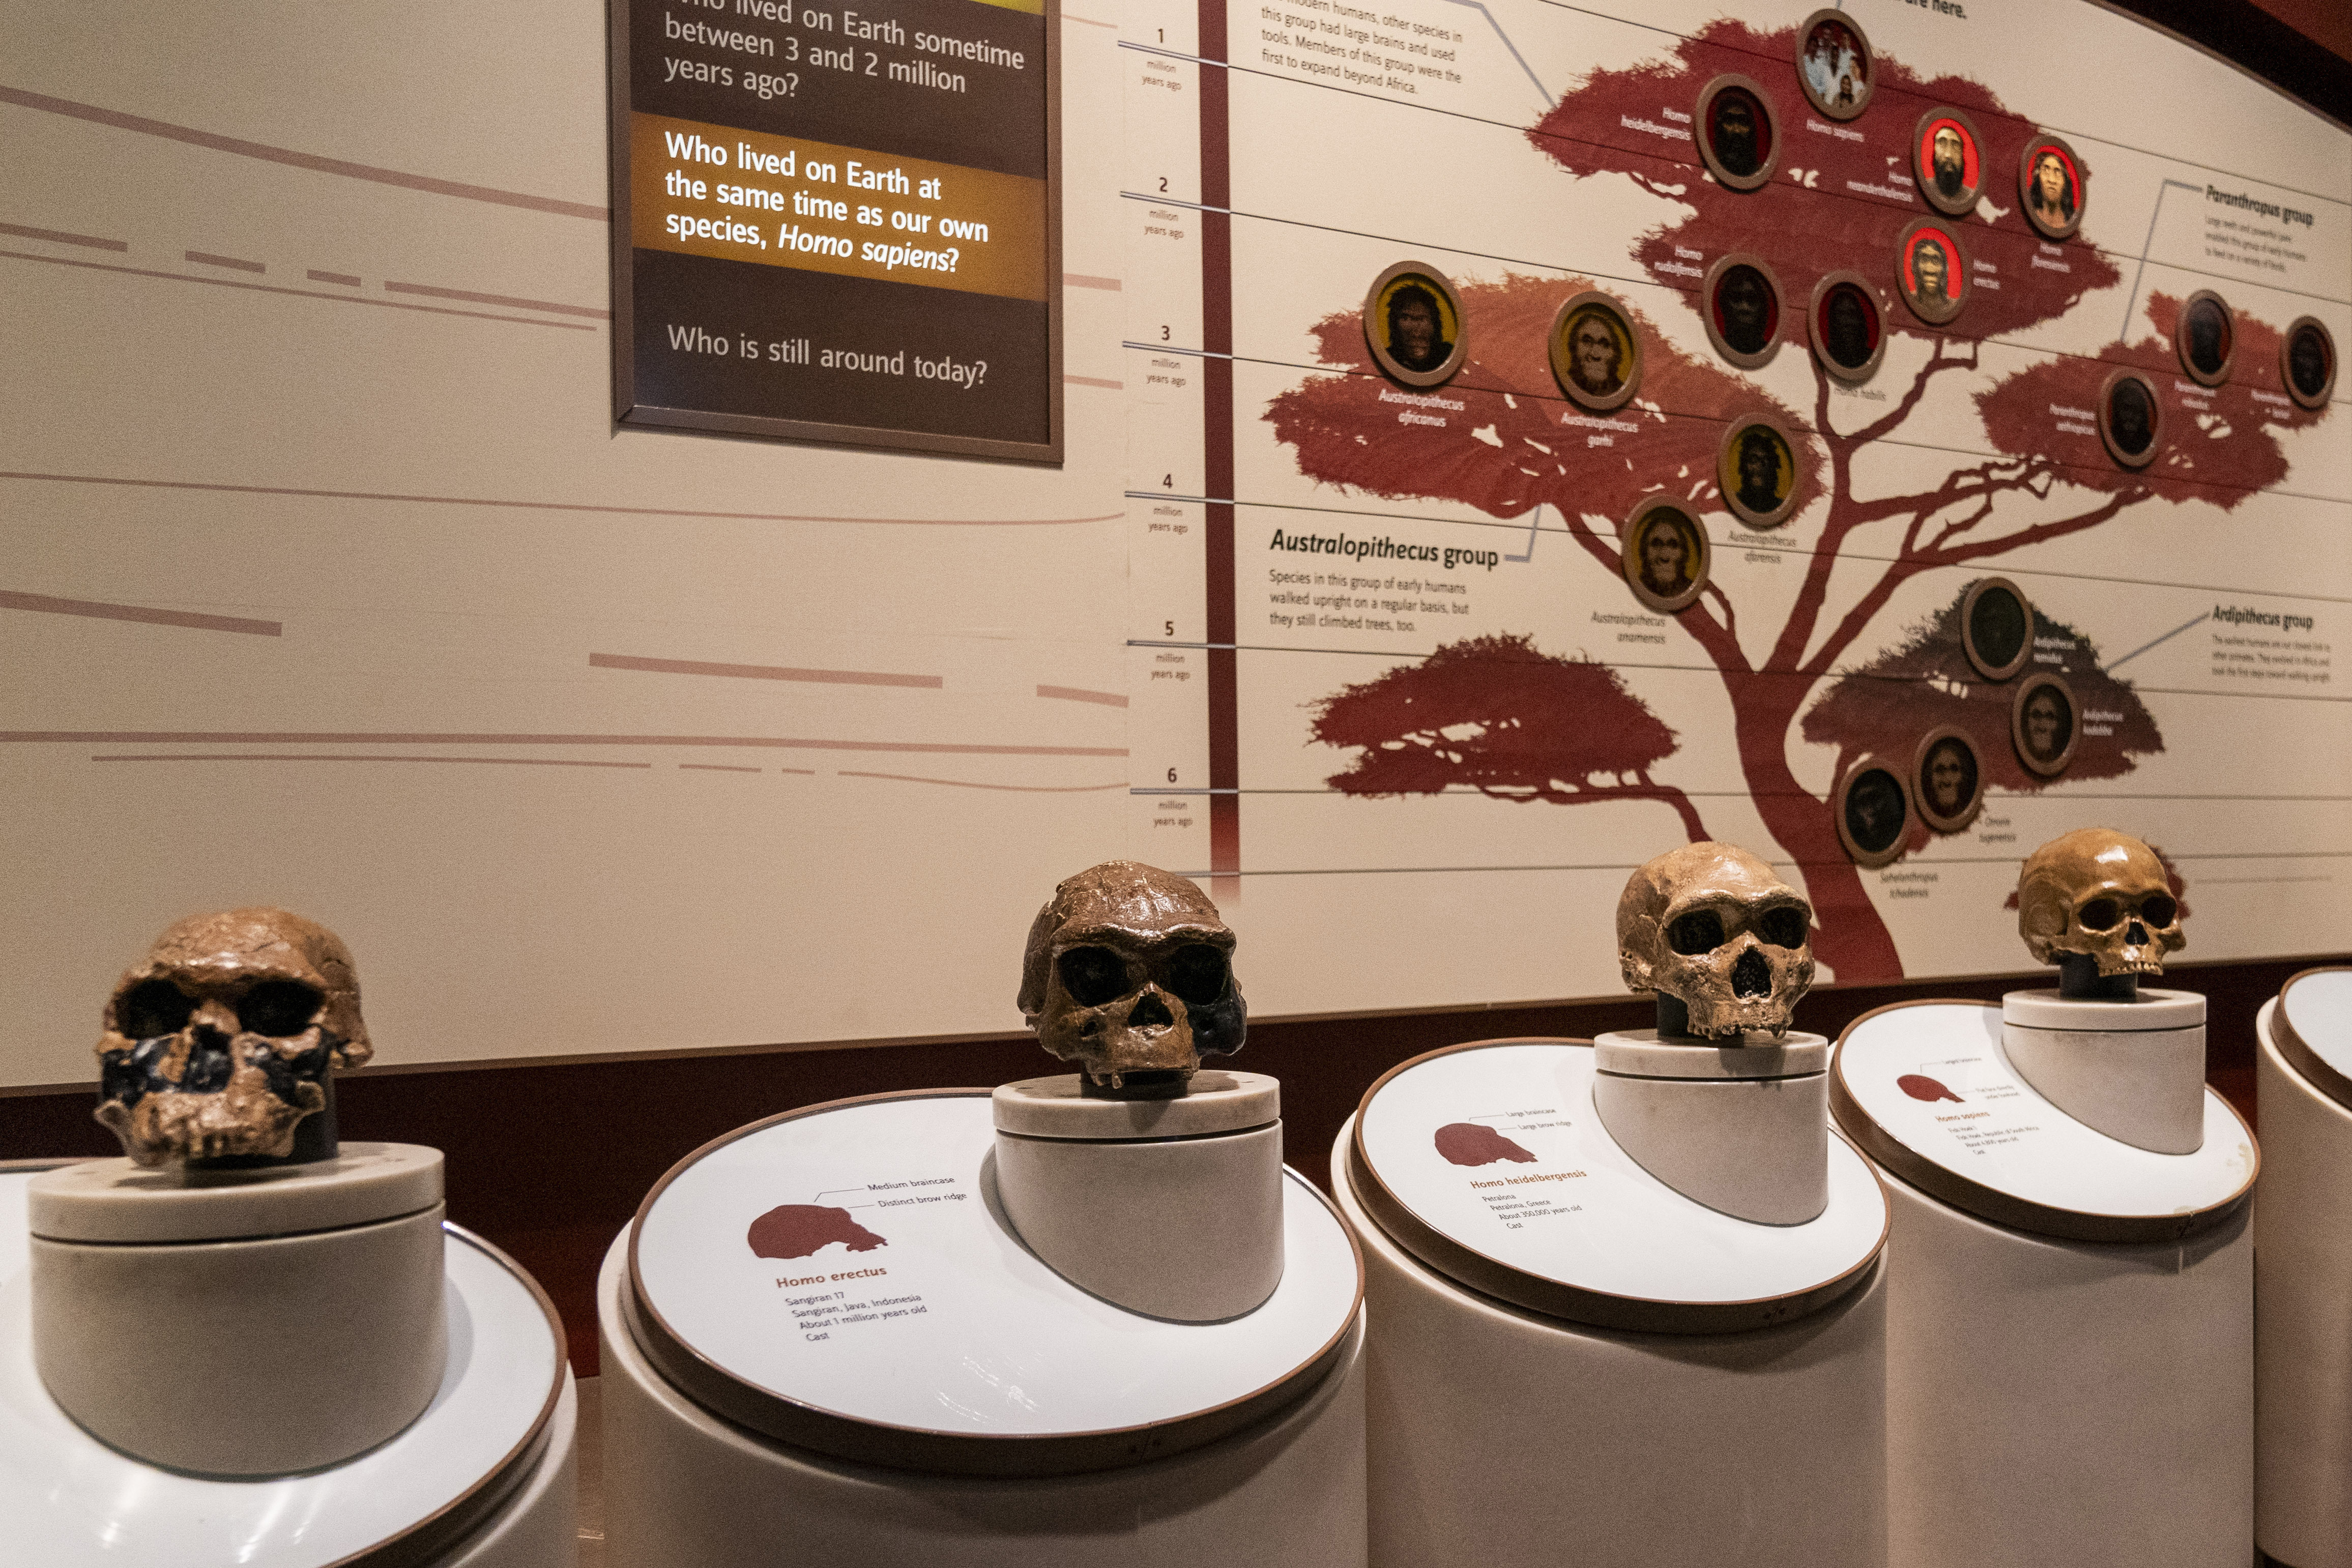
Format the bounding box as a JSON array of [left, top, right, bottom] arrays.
[[605, 0, 1064, 464]]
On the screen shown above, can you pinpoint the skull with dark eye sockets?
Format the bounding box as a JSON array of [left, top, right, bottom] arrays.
[[1017, 862, 1244, 1098], [93, 908, 370, 1167], [1617, 842, 1817, 1039], [2016, 828, 2186, 978]]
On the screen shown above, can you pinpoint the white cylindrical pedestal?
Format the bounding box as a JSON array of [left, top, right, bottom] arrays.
[[28, 1143, 447, 1475], [1592, 1030, 1828, 1224], [1834, 1001, 2255, 1568], [992, 1071, 1282, 1321], [600, 1227, 1366, 1567], [2256, 980, 2352, 1568], [2001, 988, 2207, 1154], [1882, 1169, 2251, 1565], [1334, 1116, 1886, 1567], [2, 1160, 578, 1567]]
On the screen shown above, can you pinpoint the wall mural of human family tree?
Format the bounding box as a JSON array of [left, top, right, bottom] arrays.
[[1125, 1, 2345, 991]]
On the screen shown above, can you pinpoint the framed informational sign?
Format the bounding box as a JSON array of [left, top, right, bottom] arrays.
[[608, 0, 1061, 461]]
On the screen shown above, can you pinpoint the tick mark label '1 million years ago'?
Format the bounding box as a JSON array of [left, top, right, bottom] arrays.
[[609, 0, 1059, 460]]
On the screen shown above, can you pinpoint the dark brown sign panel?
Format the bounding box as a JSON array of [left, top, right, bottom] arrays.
[[609, 0, 1060, 461]]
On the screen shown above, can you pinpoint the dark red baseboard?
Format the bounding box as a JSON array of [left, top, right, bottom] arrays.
[[4, 955, 2323, 1375]]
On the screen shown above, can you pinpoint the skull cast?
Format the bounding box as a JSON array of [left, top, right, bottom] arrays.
[[1618, 843, 1816, 1039], [2016, 828, 2186, 978], [93, 908, 370, 1166], [1017, 862, 1244, 1096]]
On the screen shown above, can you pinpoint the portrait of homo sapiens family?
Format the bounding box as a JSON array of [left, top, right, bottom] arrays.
[[1798, 11, 1872, 120], [1621, 499, 1709, 613], [1362, 264, 1466, 387]]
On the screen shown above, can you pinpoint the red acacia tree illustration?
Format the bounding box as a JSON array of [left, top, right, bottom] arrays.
[[1267, 20, 2328, 980]]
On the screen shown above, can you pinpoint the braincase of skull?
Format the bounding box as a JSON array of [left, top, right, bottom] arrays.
[[1018, 862, 1233, 1014], [104, 907, 367, 1061], [2017, 830, 2182, 937]]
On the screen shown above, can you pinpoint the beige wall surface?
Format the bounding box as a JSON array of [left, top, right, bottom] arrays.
[[3, 0, 2345, 1086]]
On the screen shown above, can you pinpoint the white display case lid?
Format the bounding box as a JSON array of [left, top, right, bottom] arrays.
[[1346, 1039, 1888, 1333], [2275, 967, 2352, 1112], [1832, 1001, 2256, 1242], [0, 1164, 564, 1568], [625, 1090, 1363, 1477]]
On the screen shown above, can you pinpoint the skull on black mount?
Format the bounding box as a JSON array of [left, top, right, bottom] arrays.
[[1017, 862, 1245, 1097], [1617, 843, 1816, 1039], [2016, 828, 2186, 978], [94, 908, 369, 1167]]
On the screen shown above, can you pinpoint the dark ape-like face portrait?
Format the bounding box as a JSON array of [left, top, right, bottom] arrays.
[[1571, 316, 1621, 393], [1823, 285, 1873, 368], [1924, 740, 1975, 816], [1735, 429, 1782, 513], [2184, 300, 2227, 377], [2109, 378, 2154, 454], [1844, 770, 1906, 855], [1719, 268, 1771, 355], [1933, 127, 1966, 198], [2024, 691, 2067, 760], [1385, 283, 1449, 373], [2032, 151, 2074, 220], [1711, 92, 1760, 178], [1641, 516, 1692, 594], [1913, 241, 1950, 303], [1968, 586, 2028, 672], [2289, 325, 2332, 398]]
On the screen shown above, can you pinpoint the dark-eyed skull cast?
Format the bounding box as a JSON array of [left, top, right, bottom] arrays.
[[94, 908, 370, 1166], [1018, 862, 1244, 1094], [1618, 843, 1816, 1039], [2017, 828, 2186, 978]]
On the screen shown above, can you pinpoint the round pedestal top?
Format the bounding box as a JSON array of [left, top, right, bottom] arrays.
[[1833, 1001, 2254, 1242], [1348, 1039, 1887, 1333], [991, 1070, 1279, 1140], [627, 1089, 1360, 1477], [28, 1142, 444, 1243], [2001, 987, 2205, 1031], [0, 1169, 563, 1567], [2276, 968, 2352, 1111], [1594, 1029, 1828, 1080]]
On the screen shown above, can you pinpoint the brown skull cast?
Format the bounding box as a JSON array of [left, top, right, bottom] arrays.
[[1618, 843, 1816, 1039], [2017, 828, 2186, 979], [94, 908, 370, 1167], [1017, 862, 1244, 1097]]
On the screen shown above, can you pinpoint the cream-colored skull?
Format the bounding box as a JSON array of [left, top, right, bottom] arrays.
[[1618, 843, 1816, 1039], [94, 908, 370, 1166], [2016, 829, 2185, 978], [1017, 862, 1244, 1094]]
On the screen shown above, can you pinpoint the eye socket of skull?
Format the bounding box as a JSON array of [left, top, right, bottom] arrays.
[[1056, 945, 1130, 1007], [1667, 910, 1725, 955], [1162, 943, 1231, 1007], [1756, 905, 1809, 949], [2139, 893, 2179, 930], [115, 979, 195, 1040], [238, 979, 326, 1037], [2077, 897, 2122, 933]]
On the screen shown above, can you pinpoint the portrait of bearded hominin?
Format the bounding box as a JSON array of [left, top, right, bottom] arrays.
[[1914, 730, 1984, 832], [1719, 419, 1796, 528], [2099, 370, 2162, 468], [2176, 292, 2234, 386], [1621, 498, 1709, 613], [1549, 293, 1641, 412], [1899, 222, 1968, 325], [2284, 317, 2338, 409], [1707, 258, 1781, 365], [1961, 576, 2032, 680], [2020, 137, 2086, 240], [1798, 11, 1872, 120], [2013, 676, 2078, 777], [1913, 110, 1983, 216], [1837, 761, 1911, 866], [1697, 76, 1777, 188], [1362, 264, 1465, 387]]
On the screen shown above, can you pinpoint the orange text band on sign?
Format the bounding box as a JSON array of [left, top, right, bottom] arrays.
[[630, 111, 1047, 303]]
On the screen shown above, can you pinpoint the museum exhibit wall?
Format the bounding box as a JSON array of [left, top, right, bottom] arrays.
[[3, 0, 2346, 1364]]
